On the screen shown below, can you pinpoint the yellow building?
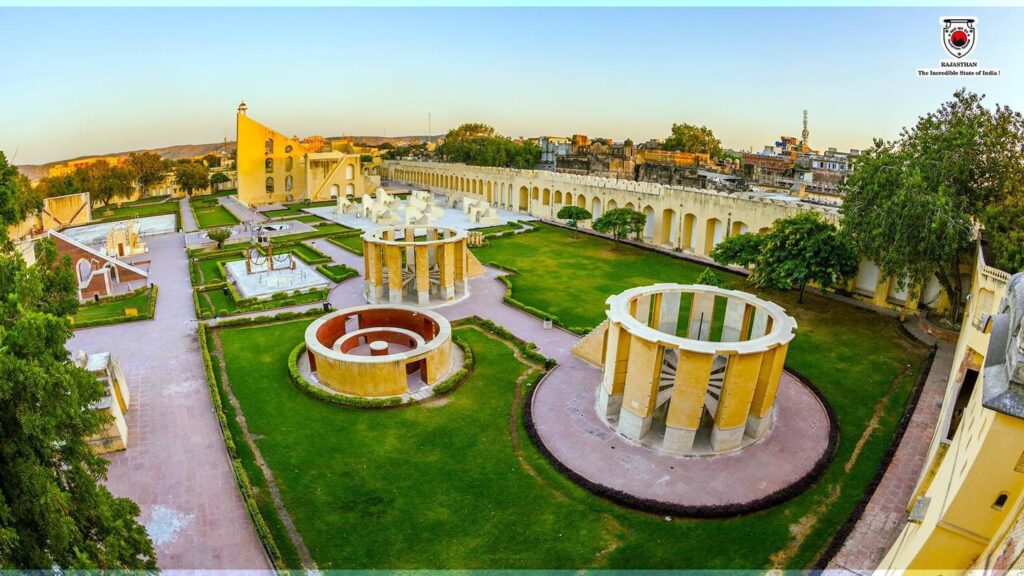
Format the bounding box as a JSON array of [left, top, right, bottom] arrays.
[[235, 103, 377, 207], [47, 155, 127, 178], [880, 244, 1024, 572]]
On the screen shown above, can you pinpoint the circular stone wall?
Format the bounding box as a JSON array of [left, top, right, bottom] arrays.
[[362, 226, 470, 307], [304, 305, 453, 398], [598, 283, 798, 455]]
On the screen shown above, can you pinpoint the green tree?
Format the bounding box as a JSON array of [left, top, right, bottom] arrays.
[[696, 268, 724, 287], [436, 123, 540, 168], [842, 90, 1024, 321], [127, 151, 167, 197], [714, 212, 858, 303], [202, 153, 221, 168], [556, 206, 592, 239], [710, 231, 766, 268], [175, 162, 210, 197], [0, 152, 41, 229], [209, 171, 231, 192], [592, 207, 646, 245], [662, 123, 723, 158], [0, 149, 157, 569], [207, 227, 232, 249], [35, 174, 79, 199], [983, 194, 1024, 273]]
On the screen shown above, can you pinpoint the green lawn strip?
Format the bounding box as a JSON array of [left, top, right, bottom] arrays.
[[268, 223, 356, 244], [194, 285, 326, 319], [472, 222, 929, 567], [315, 263, 358, 283], [216, 321, 611, 569], [325, 234, 364, 255], [73, 286, 157, 328], [92, 200, 179, 221], [259, 242, 331, 265], [262, 200, 337, 218], [194, 204, 240, 229], [472, 222, 523, 236]]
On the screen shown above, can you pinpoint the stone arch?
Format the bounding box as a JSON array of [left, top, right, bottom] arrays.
[[518, 186, 530, 211], [731, 221, 749, 236], [486, 181, 493, 203], [607, 199, 618, 211], [76, 258, 92, 284], [625, 202, 635, 211], [576, 194, 586, 209], [345, 183, 355, 197], [531, 186, 540, 202], [643, 205, 656, 239], [566, 192, 574, 206], [704, 218, 724, 255], [682, 213, 697, 250], [592, 196, 603, 218], [554, 190, 563, 205], [345, 164, 355, 180], [661, 208, 678, 245], [758, 226, 770, 234], [542, 188, 551, 206], [330, 183, 340, 198]]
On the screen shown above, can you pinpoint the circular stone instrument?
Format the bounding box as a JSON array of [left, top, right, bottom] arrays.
[[304, 305, 454, 398], [361, 226, 471, 307]]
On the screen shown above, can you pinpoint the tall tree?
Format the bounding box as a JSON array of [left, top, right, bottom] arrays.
[[209, 171, 231, 191], [0, 152, 41, 229], [127, 152, 168, 197], [592, 207, 646, 245], [842, 90, 1024, 321], [713, 212, 858, 303], [662, 123, 723, 158], [175, 162, 209, 197], [556, 206, 592, 239], [35, 174, 79, 199], [0, 149, 156, 569]]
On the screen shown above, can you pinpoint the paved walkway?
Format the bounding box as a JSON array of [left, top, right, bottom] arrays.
[[825, 335, 952, 573], [222, 195, 268, 224], [68, 234, 271, 571], [179, 197, 197, 233]]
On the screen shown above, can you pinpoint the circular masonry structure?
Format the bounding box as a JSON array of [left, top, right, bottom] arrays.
[[304, 305, 454, 398], [527, 283, 835, 515], [362, 226, 471, 307], [598, 283, 798, 454]]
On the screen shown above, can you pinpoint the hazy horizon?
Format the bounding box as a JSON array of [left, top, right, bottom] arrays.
[[2, 6, 1022, 166]]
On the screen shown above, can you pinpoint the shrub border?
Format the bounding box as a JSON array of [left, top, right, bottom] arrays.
[[486, 262, 591, 335], [73, 285, 159, 328], [522, 364, 840, 519], [811, 344, 938, 569]]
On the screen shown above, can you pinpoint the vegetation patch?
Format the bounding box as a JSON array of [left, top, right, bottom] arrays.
[[73, 285, 158, 328], [315, 263, 358, 283], [326, 234, 364, 255]]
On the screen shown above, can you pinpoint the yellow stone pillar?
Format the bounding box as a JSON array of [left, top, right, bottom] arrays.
[[415, 245, 430, 306], [454, 239, 466, 295], [385, 244, 403, 304], [746, 343, 789, 438], [688, 292, 715, 340], [618, 337, 664, 442], [440, 242, 456, 301], [663, 349, 716, 454], [364, 241, 383, 303], [598, 321, 631, 418], [711, 352, 763, 452]]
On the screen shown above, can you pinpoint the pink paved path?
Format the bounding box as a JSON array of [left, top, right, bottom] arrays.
[[69, 232, 271, 571]]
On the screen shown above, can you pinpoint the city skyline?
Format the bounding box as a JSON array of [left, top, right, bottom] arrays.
[[2, 6, 1022, 165]]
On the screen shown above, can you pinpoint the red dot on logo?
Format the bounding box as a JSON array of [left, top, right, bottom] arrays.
[[951, 30, 969, 47]]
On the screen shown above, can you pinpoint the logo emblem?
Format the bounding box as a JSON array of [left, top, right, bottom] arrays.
[[942, 17, 976, 59]]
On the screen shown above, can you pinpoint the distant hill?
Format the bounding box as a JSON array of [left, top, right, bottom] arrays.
[[16, 135, 439, 180]]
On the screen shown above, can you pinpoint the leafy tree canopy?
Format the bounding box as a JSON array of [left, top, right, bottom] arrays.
[[437, 123, 540, 169], [662, 123, 723, 158], [0, 152, 41, 231], [592, 207, 646, 244], [696, 268, 724, 287], [175, 162, 210, 196], [126, 151, 169, 194], [713, 212, 858, 302], [842, 89, 1024, 320], [556, 206, 592, 238], [207, 227, 232, 249]]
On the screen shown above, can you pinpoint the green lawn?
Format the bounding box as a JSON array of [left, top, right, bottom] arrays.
[[472, 222, 523, 235], [315, 263, 359, 283], [74, 288, 153, 326], [269, 223, 355, 245], [192, 252, 246, 285], [196, 286, 325, 318], [326, 234, 364, 255], [194, 203, 240, 228], [92, 200, 178, 222], [263, 200, 337, 218]]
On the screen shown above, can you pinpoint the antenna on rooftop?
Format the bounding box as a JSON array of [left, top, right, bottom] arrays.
[[802, 109, 809, 147]]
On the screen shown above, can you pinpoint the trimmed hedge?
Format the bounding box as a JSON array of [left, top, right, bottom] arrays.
[[316, 263, 359, 283], [196, 323, 286, 569], [193, 284, 329, 320], [456, 316, 556, 369], [73, 285, 159, 329]]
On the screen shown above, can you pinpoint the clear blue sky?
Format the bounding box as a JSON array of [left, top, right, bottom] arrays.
[[1, 6, 1022, 165]]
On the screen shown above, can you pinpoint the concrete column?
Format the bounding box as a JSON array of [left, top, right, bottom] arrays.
[[688, 292, 715, 340], [658, 291, 681, 335], [663, 349, 715, 454], [632, 294, 651, 324], [711, 352, 763, 452], [453, 239, 466, 293], [415, 245, 430, 305], [746, 343, 788, 438], [750, 307, 770, 339], [618, 337, 663, 442], [440, 242, 456, 301], [369, 341, 389, 356], [598, 322, 631, 418], [648, 293, 662, 329], [365, 241, 384, 303], [721, 297, 747, 342], [386, 244, 403, 304]]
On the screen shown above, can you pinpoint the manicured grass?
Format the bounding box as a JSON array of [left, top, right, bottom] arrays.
[[473, 223, 930, 567], [192, 252, 245, 285], [93, 200, 178, 221], [315, 263, 358, 283], [326, 234, 364, 255], [472, 222, 523, 235], [268, 223, 355, 245], [195, 286, 325, 318], [262, 200, 337, 218], [194, 203, 240, 228], [288, 214, 327, 224], [74, 288, 153, 326]]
